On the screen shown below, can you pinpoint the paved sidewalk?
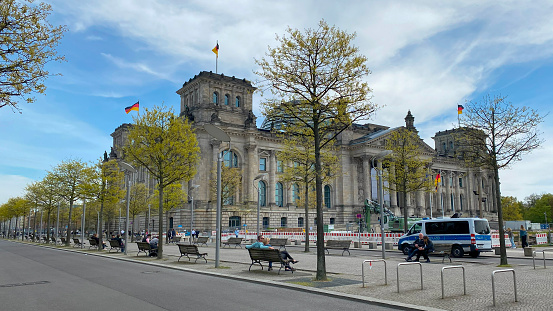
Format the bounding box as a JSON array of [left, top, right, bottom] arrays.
[[21, 240, 553, 310]]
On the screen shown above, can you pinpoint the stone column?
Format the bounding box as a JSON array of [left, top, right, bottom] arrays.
[[389, 163, 398, 214], [351, 157, 358, 206], [245, 143, 257, 202], [362, 156, 371, 203], [268, 150, 276, 206], [453, 172, 461, 213]]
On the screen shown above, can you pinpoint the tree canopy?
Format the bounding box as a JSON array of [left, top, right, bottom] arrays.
[[0, 0, 66, 111], [256, 19, 376, 280], [123, 105, 200, 259]]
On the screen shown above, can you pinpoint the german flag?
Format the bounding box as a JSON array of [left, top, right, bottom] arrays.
[[125, 101, 139, 114], [458, 104, 464, 115], [212, 42, 219, 57]]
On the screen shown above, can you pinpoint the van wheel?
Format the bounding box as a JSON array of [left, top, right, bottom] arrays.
[[469, 251, 480, 258], [401, 244, 410, 255], [452, 245, 464, 258]]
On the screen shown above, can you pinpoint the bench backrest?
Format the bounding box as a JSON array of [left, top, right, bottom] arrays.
[[433, 244, 452, 253], [248, 248, 283, 263], [73, 238, 81, 244], [177, 243, 199, 254], [109, 240, 121, 247], [136, 241, 152, 250], [268, 238, 287, 246], [326, 240, 352, 248], [226, 237, 243, 244], [89, 239, 98, 246], [196, 237, 208, 243]]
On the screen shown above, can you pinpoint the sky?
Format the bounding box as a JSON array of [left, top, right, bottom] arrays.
[[1, 0, 553, 205]]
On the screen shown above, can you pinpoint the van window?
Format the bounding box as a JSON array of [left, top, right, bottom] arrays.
[[408, 223, 422, 235], [474, 220, 491, 234], [426, 221, 469, 235]]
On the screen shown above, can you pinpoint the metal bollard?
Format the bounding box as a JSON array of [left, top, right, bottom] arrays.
[[362, 260, 387, 287], [491, 269, 517, 306], [397, 262, 423, 293], [532, 248, 553, 269], [441, 265, 466, 299]]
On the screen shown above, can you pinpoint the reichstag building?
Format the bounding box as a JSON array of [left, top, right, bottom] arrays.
[[110, 71, 496, 233]]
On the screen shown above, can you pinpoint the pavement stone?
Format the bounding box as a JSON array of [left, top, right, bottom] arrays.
[[14, 239, 553, 311]]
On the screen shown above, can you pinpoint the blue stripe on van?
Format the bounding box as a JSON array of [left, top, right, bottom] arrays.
[[399, 234, 491, 243]]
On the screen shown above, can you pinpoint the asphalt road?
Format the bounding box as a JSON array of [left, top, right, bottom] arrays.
[[0, 240, 397, 311]]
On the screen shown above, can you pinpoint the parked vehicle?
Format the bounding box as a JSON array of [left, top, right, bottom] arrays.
[[398, 218, 492, 258]]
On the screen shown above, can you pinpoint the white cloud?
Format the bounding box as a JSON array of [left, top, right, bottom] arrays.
[[0, 175, 33, 205]]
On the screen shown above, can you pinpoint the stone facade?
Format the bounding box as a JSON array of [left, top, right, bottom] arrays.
[[110, 71, 496, 233]]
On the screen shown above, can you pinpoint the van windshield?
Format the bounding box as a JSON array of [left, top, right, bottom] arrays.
[[407, 223, 422, 235], [474, 220, 491, 234]]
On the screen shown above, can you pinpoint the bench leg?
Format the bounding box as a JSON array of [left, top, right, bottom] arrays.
[[249, 260, 263, 271]]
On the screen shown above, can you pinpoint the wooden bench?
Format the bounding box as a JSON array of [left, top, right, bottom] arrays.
[[108, 239, 122, 252], [177, 243, 208, 263], [136, 242, 155, 256], [73, 238, 84, 248], [193, 236, 209, 246], [268, 238, 288, 250], [247, 248, 294, 274], [50, 236, 57, 244], [223, 237, 243, 248], [431, 244, 453, 263], [60, 237, 66, 245], [324, 240, 352, 256]]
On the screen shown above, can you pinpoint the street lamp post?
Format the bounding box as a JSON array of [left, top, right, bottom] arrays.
[[119, 161, 137, 256], [253, 174, 268, 236], [371, 150, 392, 259], [204, 124, 231, 268], [81, 201, 86, 249], [189, 185, 199, 244]]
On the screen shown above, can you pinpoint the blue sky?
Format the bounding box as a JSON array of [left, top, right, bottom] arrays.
[[1, 0, 553, 204]]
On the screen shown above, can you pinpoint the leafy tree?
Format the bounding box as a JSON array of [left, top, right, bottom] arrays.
[[276, 126, 338, 252], [256, 20, 376, 280], [524, 194, 553, 223], [210, 165, 242, 207], [150, 183, 185, 242], [129, 183, 149, 238], [88, 159, 125, 250], [123, 105, 200, 258], [51, 159, 95, 246], [382, 128, 433, 233], [501, 196, 523, 221], [3, 197, 28, 238], [460, 94, 545, 265], [26, 174, 60, 241], [0, 0, 66, 111]]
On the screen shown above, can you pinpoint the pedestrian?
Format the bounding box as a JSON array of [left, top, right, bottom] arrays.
[[406, 233, 424, 262], [171, 228, 176, 242], [520, 225, 528, 248], [191, 229, 196, 241], [235, 228, 240, 238], [506, 228, 516, 248], [414, 235, 434, 263]]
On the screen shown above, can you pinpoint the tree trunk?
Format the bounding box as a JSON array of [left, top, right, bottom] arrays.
[[158, 183, 164, 259], [495, 166, 508, 265], [66, 199, 73, 246], [98, 201, 104, 251], [304, 180, 310, 252], [314, 123, 327, 281]]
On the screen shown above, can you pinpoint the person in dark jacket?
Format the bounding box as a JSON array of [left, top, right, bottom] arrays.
[[414, 235, 434, 262], [406, 233, 424, 262]]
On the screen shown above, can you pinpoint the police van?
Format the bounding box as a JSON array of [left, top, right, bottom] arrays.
[[397, 218, 492, 258]]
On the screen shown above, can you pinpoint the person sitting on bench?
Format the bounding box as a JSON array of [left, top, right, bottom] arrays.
[[414, 235, 434, 263], [91, 233, 106, 249], [149, 236, 159, 256], [406, 233, 424, 262], [263, 237, 298, 271]]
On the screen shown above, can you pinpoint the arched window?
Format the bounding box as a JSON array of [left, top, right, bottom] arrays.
[[281, 217, 287, 228], [292, 183, 300, 204], [442, 142, 446, 152], [229, 216, 241, 228], [324, 185, 331, 208], [259, 181, 267, 207], [298, 217, 304, 227], [213, 92, 219, 104], [224, 94, 229, 105], [235, 96, 241, 107], [275, 182, 283, 207], [222, 151, 238, 167], [449, 141, 454, 150]]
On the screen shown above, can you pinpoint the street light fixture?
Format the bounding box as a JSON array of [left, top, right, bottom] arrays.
[[204, 124, 231, 268], [371, 150, 393, 259], [253, 173, 269, 236], [189, 184, 199, 244], [119, 161, 137, 256]]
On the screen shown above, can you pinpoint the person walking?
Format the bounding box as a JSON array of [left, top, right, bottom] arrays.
[[520, 225, 528, 248], [506, 228, 516, 248]]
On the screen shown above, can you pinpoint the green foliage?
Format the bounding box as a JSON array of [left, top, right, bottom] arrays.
[[129, 183, 149, 219], [210, 165, 242, 206], [256, 19, 377, 281], [0, 0, 67, 111], [150, 183, 185, 213], [501, 196, 523, 221], [123, 105, 200, 258], [524, 194, 553, 223]]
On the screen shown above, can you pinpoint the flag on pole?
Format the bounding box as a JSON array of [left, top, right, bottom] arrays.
[[212, 42, 219, 57], [434, 173, 441, 191], [457, 104, 464, 114], [125, 101, 139, 114]]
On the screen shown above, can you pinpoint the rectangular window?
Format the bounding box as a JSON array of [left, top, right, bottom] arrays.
[[330, 218, 335, 225], [298, 217, 304, 227], [259, 158, 266, 171], [280, 217, 287, 228], [277, 160, 283, 173], [262, 217, 270, 229], [459, 177, 463, 187]]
